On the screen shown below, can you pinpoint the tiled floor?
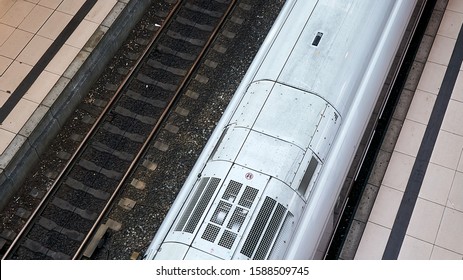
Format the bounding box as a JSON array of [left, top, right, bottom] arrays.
[[355, 0, 463, 260], [0, 0, 118, 154]]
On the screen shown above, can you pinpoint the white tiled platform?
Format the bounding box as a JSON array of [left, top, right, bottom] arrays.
[[0, 0, 120, 153], [355, 0, 463, 260], [0, 0, 151, 211]]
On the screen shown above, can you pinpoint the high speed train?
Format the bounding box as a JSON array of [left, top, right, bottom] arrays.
[[144, 0, 423, 260]]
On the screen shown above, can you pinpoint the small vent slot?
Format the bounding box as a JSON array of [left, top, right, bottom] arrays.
[[210, 127, 228, 160], [202, 223, 220, 243], [238, 186, 258, 208], [253, 203, 286, 260], [211, 201, 232, 225], [298, 156, 319, 196], [269, 212, 295, 259], [184, 177, 221, 233], [218, 230, 237, 249], [227, 207, 248, 232], [312, 32, 323, 46], [222, 180, 242, 203], [240, 197, 276, 258], [175, 177, 210, 231]]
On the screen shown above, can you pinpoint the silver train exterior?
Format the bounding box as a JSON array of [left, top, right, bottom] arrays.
[[144, 0, 418, 260]]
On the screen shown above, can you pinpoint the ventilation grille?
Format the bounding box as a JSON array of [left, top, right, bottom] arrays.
[[240, 197, 290, 259], [312, 32, 323, 46], [211, 201, 231, 225], [298, 156, 319, 196], [239, 186, 258, 208], [254, 204, 286, 259], [223, 180, 242, 202], [175, 177, 220, 233], [268, 212, 295, 259], [227, 207, 247, 232], [200, 180, 258, 251], [218, 230, 237, 249], [202, 223, 220, 242]]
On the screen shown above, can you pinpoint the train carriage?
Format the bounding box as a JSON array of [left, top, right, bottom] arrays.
[[144, 0, 419, 259]]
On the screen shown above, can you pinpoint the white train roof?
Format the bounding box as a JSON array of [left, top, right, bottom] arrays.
[[253, 0, 397, 115], [146, 0, 417, 260], [215, 81, 339, 187]]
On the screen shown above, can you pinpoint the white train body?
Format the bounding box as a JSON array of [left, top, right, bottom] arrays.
[[145, 0, 417, 260]]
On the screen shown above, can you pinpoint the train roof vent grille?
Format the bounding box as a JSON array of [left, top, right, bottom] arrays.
[[268, 212, 295, 259], [175, 177, 221, 233], [298, 156, 319, 196], [238, 186, 258, 208], [253, 203, 286, 259], [175, 177, 210, 231], [199, 181, 259, 251], [239, 196, 290, 259], [211, 201, 232, 225], [222, 180, 242, 203], [202, 223, 220, 243], [218, 230, 237, 249], [240, 196, 289, 259], [312, 32, 323, 46], [227, 206, 248, 232]]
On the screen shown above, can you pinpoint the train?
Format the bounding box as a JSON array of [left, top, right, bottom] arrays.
[[144, 0, 421, 260]]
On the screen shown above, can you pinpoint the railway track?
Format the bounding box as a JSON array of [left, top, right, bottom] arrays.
[[92, 1, 286, 260], [2, 0, 238, 260]]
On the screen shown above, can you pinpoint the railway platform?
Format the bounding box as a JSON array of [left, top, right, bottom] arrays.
[[0, 0, 150, 210], [346, 0, 463, 260]]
